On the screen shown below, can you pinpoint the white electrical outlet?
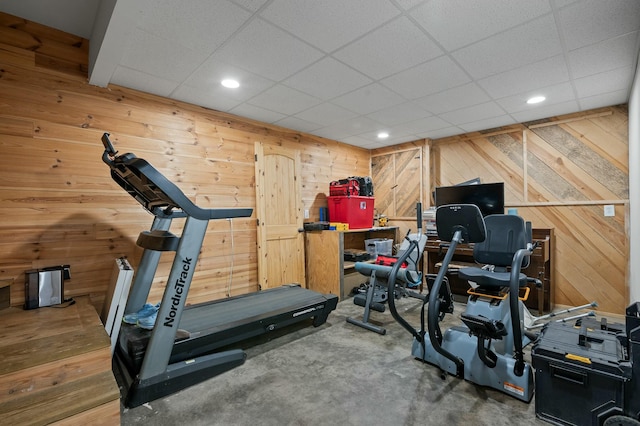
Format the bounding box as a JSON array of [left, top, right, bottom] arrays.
[[304, 209, 309, 219], [604, 205, 615, 217]]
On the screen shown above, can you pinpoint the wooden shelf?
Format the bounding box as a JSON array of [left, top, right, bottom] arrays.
[[305, 227, 398, 300]]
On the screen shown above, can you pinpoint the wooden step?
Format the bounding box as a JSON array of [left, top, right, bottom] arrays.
[[0, 297, 120, 425]]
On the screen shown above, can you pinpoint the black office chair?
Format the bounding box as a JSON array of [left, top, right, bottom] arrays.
[[457, 214, 531, 291]]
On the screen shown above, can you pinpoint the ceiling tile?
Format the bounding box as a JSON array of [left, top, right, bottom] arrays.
[[181, 60, 274, 108], [416, 82, 491, 114], [496, 82, 575, 113], [229, 103, 287, 123], [573, 66, 635, 98], [478, 55, 569, 99], [260, 0, 401, 52], [553, 0, 580, 9], [439, 102, 507, 125], [294, 103, 359, 127], [397, 115, 453, 134], [111, 66, 179, 97], [333, 16, 443, 80], [458, 115, 516, 133], [558, 0, 640, 50], [365, 101, 432, 126], [183, 58, 276, 102], [411, 0, 551, 51], [230, 0, 270, 12], [568, 32, 640, 79], [315, 116, 380, 140], [394, 0, 428, 11], [579, 90, 629, 111], [283, 57, 372, 100], [359, 127, 417, 143], [511, 100, 579, 123], [4, 0, 638, 150], [120, 29, 209, 81], [137, 0, 251, 53], [172, 85, 242, 112], [381, 56, 470, 99], [420, 126, 465, 140], [343, 134, 378, 148], [214, 18, 324, 81], [332, 83, 405, 115], [452, 14, 562, 79], [274, 116, 323, 133], [248, 85, 321, 115]]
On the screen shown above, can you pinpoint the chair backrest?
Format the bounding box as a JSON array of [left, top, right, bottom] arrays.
[[436, 204, 487, 244], [473, 214, 529, 268]]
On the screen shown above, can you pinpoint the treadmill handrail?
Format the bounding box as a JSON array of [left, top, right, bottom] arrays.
[[102, 133, 252, 221]]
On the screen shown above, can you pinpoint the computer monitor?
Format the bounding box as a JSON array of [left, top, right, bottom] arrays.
[[435, 182, 505, 217]]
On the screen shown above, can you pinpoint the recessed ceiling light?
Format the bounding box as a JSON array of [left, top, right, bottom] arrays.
[[526, 95, 546, 104], [221, 79, 240, 89], [377, 132, 389, 139]]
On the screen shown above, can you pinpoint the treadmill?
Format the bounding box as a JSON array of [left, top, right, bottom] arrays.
[[101, 133, 338, 408]]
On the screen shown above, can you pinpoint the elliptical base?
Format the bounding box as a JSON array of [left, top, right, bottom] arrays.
[[412, 326, 534, 403]]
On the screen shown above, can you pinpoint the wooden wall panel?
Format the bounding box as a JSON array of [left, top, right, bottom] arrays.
[[431, 107, 629, 314], [434, 128, 526, 203], [0, 13, 370, 311]]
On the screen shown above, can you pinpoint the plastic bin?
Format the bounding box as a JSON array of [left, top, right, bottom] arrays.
[[365, 238, 393, 258], [327, 196, 374, 229]]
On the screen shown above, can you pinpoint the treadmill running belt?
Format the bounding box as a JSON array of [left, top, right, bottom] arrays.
[[179, 285, 325, 332], [119, 285, 337, 370]]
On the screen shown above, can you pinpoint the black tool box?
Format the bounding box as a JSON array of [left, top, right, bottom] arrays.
[[531, 321, 632, 425], [343, 249, 371, 262]]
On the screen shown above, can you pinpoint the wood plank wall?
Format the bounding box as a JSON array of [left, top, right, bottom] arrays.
[[378, 106, 629, 314], [0, 13, 370, 312]]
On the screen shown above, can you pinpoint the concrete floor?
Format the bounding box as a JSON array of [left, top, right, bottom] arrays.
[[118, 294, 556, 426]]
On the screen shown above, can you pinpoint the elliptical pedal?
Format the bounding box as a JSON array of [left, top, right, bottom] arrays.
[[460, 313, 507, 340]]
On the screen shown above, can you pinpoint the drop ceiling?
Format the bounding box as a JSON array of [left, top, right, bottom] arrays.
[[2, 0, 640, 149]]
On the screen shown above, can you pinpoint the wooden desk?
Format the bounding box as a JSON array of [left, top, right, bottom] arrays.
[[305, 227, 398, 300], [425, 228, 554, 313]]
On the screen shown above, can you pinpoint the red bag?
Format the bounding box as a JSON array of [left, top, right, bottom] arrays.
[[375, 255, 407, 268], [330, 178, 360, 196]]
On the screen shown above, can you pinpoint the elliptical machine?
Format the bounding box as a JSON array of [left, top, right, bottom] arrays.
[[346, 203, 427, 335], [387, 204, 538, 402]]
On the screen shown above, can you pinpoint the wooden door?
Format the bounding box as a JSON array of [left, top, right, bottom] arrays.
[[372, 148, 422, 218], [254, 142, 306, 289]]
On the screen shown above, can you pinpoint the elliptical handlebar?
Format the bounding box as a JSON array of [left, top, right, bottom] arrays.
[[386, 237, 421, 336], [509, 245, 535, 377], [386, 202, 424, 339], [426, 229, 465, 377]]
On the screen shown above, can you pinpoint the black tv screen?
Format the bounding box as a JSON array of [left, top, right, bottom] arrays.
[[435, 182, 505, 216]]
